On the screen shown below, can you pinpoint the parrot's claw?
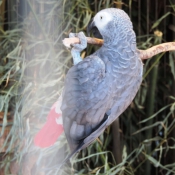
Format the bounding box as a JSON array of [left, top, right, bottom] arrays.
[[69, 33, 77, 38], [69, 32, 87, 52]]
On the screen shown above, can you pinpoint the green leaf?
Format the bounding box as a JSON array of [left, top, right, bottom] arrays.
[[151, 12, 171, 30], [169, 52, 175, 80], [144, 154, 160, 167]]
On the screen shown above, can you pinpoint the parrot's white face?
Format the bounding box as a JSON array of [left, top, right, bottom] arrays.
[[87, 9, 116, 41], [93, 11, 113, 32], [88, 8, 133, 43]]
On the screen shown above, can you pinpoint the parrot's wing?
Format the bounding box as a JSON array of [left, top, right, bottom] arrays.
[[61, 55, 111, 152], [61, 53, 142, 157], [61, 114, 109, 165]]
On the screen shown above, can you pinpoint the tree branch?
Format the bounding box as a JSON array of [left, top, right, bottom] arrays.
[[62, 37, 175, 60]]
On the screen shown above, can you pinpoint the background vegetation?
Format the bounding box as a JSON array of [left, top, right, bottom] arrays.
[[0, 0, 175, 174]]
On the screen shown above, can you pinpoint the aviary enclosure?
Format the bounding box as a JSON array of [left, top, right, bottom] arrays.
[[0, 0, 175, 174]]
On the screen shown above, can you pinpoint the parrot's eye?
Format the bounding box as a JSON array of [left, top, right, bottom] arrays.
[[100, 16, 103, 20]]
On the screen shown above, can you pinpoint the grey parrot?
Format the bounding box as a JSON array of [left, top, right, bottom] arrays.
[[61, 8, 143, 159]]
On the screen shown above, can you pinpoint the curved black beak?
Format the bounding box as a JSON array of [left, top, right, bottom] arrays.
[[87, 18, 95, 36], [87, 18, 103, 39]]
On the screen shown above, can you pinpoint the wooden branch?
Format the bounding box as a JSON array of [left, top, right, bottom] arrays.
[[62, 37, 175, 60], [62, 37, 103, 48], [138, 42, 175, 60]]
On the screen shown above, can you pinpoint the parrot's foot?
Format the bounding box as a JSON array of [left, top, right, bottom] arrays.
[[69, 32, 87, 52], [69, 32, 87, 65]]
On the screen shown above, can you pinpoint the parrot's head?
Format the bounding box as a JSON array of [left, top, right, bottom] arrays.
[[87, 8, 134, 45]]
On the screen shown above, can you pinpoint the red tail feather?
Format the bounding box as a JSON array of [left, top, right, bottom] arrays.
[[34, 100, 64, 148]]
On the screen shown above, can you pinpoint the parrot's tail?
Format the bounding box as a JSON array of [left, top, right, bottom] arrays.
[[34, 99, 64, 148]]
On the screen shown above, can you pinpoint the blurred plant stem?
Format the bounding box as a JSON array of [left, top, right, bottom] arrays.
[[112, 118, 122, 164], [167, 1, 175, 167], [114, 0, 123, 9], [145, 31, 162, 175]]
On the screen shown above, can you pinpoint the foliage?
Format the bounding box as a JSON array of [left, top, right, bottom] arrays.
[[0, 0, 175, 175]]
